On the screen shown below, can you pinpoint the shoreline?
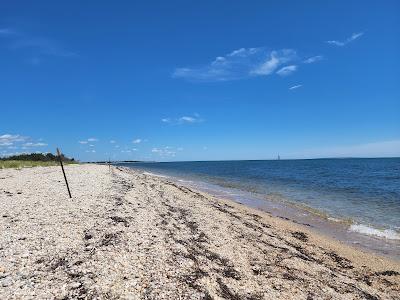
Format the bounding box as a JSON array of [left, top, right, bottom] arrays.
[[1, 164, 399, 299], [135, 168, 400, 264], [128, 167, 400, 261]]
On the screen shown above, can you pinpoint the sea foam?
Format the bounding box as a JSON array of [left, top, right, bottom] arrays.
[[143, 171, 169, 178], [349, 224, 400, 240]]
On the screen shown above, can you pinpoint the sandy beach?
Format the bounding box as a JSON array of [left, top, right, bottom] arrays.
[[1, 164, 399, 299]]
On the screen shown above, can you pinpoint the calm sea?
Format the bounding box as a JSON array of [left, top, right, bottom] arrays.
[[118, 158, 400, 257]]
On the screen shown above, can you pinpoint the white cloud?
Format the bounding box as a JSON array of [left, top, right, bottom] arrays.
[[303, 55, 323, 64], [22, 142, 47, 147], [251, 49, 297, 76], [79, 137, 98, 144], [85, 149, 96, 153], [289, 84, 303, 90], [250, 53, 280, 75], [179, 116, 196, 123], [110, 140, 116, 144], [228, 47, 259, 57], [173, 47, 298, 82], [1, 134, 48, 150], [276, 65, 297, 76], [151, 146, 178, 157], [0, 134, 31, 147], [326, 32, 364, 47], [162, 114, 203, 125], [0, 134, 27, 144], [132, 138, 142, 144]]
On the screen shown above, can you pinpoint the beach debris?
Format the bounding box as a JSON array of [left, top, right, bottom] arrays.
[[110, 216, 129, 227], [325, 251, 353, 269], [375, 270, 399, 276], [291, 231, 308, 242]]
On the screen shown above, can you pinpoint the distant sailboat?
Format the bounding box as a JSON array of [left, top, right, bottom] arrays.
[[277, 154, 281, 160]]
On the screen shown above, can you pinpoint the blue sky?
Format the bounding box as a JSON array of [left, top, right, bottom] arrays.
[[1, 1, 399, 161]]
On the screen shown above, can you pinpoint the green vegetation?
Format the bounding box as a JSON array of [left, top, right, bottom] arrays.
[[1, 152, 75, 162], [0, 153, 77, 169], [0, 160, 60, 169]]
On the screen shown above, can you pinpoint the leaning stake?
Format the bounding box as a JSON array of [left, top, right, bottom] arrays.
[[57, 148, 72, 198]]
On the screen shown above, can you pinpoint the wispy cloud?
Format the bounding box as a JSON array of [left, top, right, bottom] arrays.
[[151, 146, 179, 158], [0, 134, 27, 146], [326, 32, 364, 47], [0, 133, 48, 152], [121, 149, 132, 153], [276, 65, 297, 76], [251, 49, 297, 76], [79, 138, 98, 144], [162, 114, 203, 125], [0, 27, 76, 61], [173, 47, 298, 82], [110, 140, 116, 144], [132, 138, 142, 144], [289, 84, 303, 90], [22, 142, 47, 147], [179, 116, 197, 123], [303, 55, 323, 64]]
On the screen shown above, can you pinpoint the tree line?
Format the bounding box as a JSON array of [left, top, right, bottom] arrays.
[[0, 153, 75, 162]]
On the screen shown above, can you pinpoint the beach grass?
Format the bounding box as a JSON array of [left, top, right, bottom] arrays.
[[0, 160, 77, 169]]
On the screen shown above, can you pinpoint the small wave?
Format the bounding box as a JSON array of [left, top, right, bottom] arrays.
[[349, 224, 400, 240], [328, 217, 342, 223], [143, 172, 169, 178], [178, 179, 193, 183]]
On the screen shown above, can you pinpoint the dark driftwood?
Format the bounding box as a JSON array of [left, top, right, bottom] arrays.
[[57, 148, 72, 198]]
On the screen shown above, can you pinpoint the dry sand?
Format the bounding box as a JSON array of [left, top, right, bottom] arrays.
[[0, 164, 399, 299]]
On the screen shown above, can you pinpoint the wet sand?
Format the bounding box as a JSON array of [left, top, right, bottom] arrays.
[[1, 164, 399, 299], [169, 176, 400, 260]]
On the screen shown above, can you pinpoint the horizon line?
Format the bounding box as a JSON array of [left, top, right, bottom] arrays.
[[96, 156, 400, 164]]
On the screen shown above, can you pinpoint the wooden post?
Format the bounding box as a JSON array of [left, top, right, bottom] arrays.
[[57, 148, 72, 198]]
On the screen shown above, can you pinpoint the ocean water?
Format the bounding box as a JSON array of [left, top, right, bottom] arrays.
[[118, 158, 400, 256]]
